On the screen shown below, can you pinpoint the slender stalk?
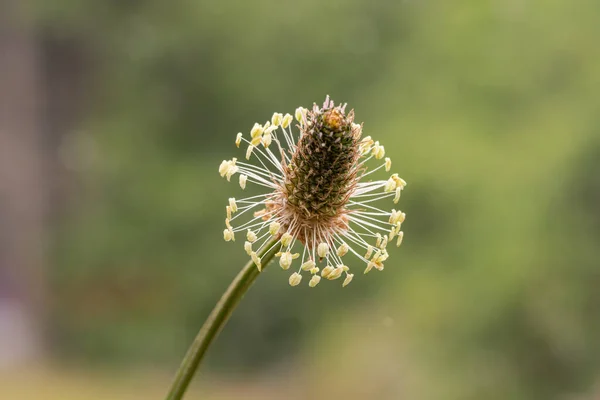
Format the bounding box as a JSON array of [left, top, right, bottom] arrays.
[[165, 238, 280, 400]]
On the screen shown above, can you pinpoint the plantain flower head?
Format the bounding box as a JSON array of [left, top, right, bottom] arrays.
[[219, 96, 407, 287]]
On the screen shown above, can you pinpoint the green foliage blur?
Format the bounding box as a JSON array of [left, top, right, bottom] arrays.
[[36, 0, 600, 399]]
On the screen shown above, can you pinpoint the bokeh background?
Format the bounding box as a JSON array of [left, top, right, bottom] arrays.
[[1, 0, 600, 399]]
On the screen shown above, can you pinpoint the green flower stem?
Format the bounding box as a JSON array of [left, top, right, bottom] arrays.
[[165, 238, 280, 400]]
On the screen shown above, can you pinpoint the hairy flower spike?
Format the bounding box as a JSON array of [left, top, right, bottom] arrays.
[[219, 96, 408, 286]]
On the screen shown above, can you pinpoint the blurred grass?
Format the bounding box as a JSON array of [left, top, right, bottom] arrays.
[[0, 365, 292, 400]]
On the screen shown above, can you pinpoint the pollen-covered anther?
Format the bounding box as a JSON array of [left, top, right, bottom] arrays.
[[327, 266, 345, 280], [337, 243, 349, 257], [228, 198, 238, 213], [365, 245, 373, 260], [310, 267, 319, 275], [251, 252, 262, 271], [342, 273, 354, 287], [394, 187, 402, 203], [261, 132, 272, 148], [223, 228, 234, 242], [396, 231, 404, 247], [281, 113, 293, 128], [271, 113, 283, 127], [372, 141, 385, 159], [385, 157, 392, 172], [269, 222, 281, 236], [301, 260, 316, 271], [289, 272, 302, 286], [359, 136, 374, 155], [308, 275, 321, 287], [246, 145, 255, 160], [244, 241, 252, 255], [389, 210, 405, 225], [384, 177, 397, 193], [281, 232, 293, 247], [295, 107, 306, 123], [379, 236, 388, 250], [375, 233, 382, 248], [246, 230, 257, 243], [391, 174, 407, 188], [226, 206, 232, 220], [250, 123, 264, 139], [239, 174, 247, 190], [321, 265, 334, 279], [235, 133, 242, 148], [317, 243, 329, 258], [279, 251, 299, 270]]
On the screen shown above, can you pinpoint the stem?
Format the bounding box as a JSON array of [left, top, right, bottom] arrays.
[[165, 238, 280, 400]]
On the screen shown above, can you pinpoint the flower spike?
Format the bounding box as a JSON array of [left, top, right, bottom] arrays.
[[219, 96, 407, 286]]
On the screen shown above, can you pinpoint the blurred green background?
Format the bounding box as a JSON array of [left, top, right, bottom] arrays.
[[1, 0, 599, 399]]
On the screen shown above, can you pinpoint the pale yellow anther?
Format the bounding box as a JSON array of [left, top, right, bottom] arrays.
[[295, 107, 306, 123], [279, 252, 293, 270], [261, 132, 272, 148], [219, 160, 230, 177], [365, 245, 373, 260], [226, 206, 232, 220], [301, 260, 316, 271], [384, 177, 397, 193], [351, 122, 362, 133], [246, 145, 255, 160], [337, 243, 349, 257], [225, 218, 231, 229], [374, 262, 384, 271], [372, 141, 385, 159], [392, 174, 407, 188], [228, 198, 237, 213], [327, 266, 344, 280], [388, 226, 397, 241], [396, 231, 404, 247], [251, 252, 262, 271], [289, 272, 302, 287], [364, 261, 375, 274], [308, 275, 321, 287], [223, 228, 234, 242], [281, 113, 293, 128], [246, 230, 257, 243], [310, 267, 319, 275], [226, 165, 238, 182], [263, 121, 271, 130], [317, 242, 329, 258], [271, 113, 283, 127], [244, 241, 253, 255], [380, 236, 388, 250], [385, 157, 392, 172], [360, 136, 374, 149], [372, 250, 382, 263], [239, 174, 247, 190], [389, 210, 405, 225], [342, 265, 350, 272], [342, 273, 354, 287], [269, 222, 281, 236], [250, 123, 264, 139], [250, 136, 262, 146], [321, 265, 334, 279], [394, 187, 402, 204], [281, 232, 293, 247], [375, 233, 382, 248], [235, 132, 243, 148]]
